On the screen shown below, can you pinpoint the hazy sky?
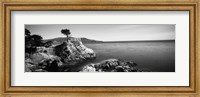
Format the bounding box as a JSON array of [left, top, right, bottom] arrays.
[[25, 24, 175, 41]]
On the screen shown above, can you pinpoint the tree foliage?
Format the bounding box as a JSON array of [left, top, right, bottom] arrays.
[[25, 29, 31, 36], [25, 28, 43, 53], [44, 41, 53, 48], [61, 28, 71, 42]]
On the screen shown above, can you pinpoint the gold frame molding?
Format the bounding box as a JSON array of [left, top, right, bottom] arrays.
[[0, 0, 199, 97]]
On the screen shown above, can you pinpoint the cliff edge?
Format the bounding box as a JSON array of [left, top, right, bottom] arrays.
[[25, 37, 96, 72]]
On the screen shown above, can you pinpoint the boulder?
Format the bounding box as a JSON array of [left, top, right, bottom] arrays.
[[81, 59, 142, 72], [81, 64, 96, 72], [29, 52, 61, 64], [37, 47, 55, 55]]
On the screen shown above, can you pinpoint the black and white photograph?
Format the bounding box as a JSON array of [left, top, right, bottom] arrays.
[[25, 24, 175, 72]]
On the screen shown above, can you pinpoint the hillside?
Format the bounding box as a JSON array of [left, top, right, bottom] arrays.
[[44, 37, 103, 44]]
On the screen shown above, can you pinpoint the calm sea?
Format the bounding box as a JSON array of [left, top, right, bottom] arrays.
[[84, 41, 175, 72]]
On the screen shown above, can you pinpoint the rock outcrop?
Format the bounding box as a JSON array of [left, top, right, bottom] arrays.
[[81, 59, 143, 72], [25, 37, 96, 72], [25, 37, 145, 72], [54, 38, 96, 64]]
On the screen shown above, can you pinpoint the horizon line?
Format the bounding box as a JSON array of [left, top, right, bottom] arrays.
[[44, 37, 175, 42]]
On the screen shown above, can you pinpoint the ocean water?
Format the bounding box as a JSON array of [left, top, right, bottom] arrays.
[[84, 41, 175, 72]]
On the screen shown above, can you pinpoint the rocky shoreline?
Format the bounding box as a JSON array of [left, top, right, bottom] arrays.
[[25, 37, 145, 72], [81, 59, 143, 72]]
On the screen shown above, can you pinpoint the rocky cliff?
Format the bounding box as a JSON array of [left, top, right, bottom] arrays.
[[25, 37, 145, 72], [81, 59, 144, 72], [25, 37, 96, 72]]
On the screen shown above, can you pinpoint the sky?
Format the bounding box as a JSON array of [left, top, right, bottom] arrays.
[[25, 24, 175, 41]]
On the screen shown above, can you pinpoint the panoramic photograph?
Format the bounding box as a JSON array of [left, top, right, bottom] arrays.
[[25, 24, 175, 72]]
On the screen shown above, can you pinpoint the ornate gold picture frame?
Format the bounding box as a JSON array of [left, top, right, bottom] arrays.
[[0, 0, 199, 97]]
